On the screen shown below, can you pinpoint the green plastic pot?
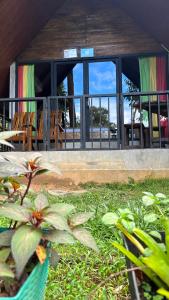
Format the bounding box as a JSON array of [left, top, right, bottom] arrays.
[[0, 228, 49, 300], [0, 258, 49, 300]]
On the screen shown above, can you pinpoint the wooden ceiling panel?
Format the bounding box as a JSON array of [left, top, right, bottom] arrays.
[[116, 0, 169, 50]]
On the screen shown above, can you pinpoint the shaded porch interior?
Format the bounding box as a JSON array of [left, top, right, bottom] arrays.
[[1, 54, 169, 151]]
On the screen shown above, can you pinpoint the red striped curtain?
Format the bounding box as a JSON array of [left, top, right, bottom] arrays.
[[18, 65, 35, 112], [156, 57, 167, 101]]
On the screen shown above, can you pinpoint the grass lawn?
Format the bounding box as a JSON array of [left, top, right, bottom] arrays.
[[45, 178, 169, 300]]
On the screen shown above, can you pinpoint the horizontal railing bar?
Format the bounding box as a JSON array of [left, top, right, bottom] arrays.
[[0, 97, 46, 102], [48, 96, 83, 100], [123, 90, 169, 97], [49, 94, 118, 99], [1, 91, 169, 102]]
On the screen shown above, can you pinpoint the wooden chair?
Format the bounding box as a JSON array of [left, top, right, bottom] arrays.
[[50, 111, 64, 149], [30, 111, 64, 150], [7, 112, 35, 151]]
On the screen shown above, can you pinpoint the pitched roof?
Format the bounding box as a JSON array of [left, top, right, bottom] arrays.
[[116, 0, 169, 50], [0, 0, 64, 96]]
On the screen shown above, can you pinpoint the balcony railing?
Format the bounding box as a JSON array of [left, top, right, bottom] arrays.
[[0, 91, 169, 151]]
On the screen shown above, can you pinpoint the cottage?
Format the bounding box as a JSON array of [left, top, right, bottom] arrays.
[[1, 0, 169, 183]]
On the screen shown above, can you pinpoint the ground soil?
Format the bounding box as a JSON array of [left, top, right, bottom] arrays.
[[20, 174, 83, 192]]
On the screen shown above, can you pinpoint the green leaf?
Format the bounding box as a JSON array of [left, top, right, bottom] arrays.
[[153, 296, 165, 300], [0, 162, 28, 177], [0, 230, 14, 246], [34, 169, 49, 177], [121, 219, 135, 232], [118, 208, 135, 221], [69, 212, 94, 227], [156, 193, 166, 199], [112, 241, 163, 288], [126, 214, 135, 221], [134, 228, 169, 266], [34, 193, 49, 211], [0, 248, 10, 262], [149, 231, 162, 241], [141, 254, 169, 287], [0, 131, 23, 140], [0, 262, 14, 278], [45, 230, 75, 244], [163, 218, 169, 259], [23, 198, 33, 209], [160, 199, 169, 205], [0, 140, 15, 148], [40, 162, 61, 175], [157, 288, 169, 299], [118, 208, 133, 218], [44, 213, 70, 232], [102, 212, 119, 225], [0, 131, 23, 149], [32, 155, 42, 163], [0, 204, 30, 222], [116, 223, 144, 254], [142, 195, 155, 206], [44, 203, 75, 217], [158, 243, 166, 252], [143, 192, 154, 196], [144, 213, 158, 224], [142, 282, 152, 292], [72, 227, 99, 252], [143, 248, 153, 257], [11, 225, 42, 279]]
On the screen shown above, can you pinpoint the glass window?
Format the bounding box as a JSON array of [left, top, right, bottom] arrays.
[[56, 63, 83, 96], [89, 61, 116, 94]]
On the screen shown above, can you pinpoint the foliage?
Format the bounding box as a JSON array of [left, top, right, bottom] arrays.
[[43, 180, 169, 299], [0, 178, 167, 299], [0, 131, 23, 149], [0, 133, 98, 297], [89, 106, 110, 127], [102, 191, 169, 298], [0, 190, 98, 280]]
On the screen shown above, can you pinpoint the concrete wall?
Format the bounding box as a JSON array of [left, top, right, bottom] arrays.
[[3, 149, 169, 186]]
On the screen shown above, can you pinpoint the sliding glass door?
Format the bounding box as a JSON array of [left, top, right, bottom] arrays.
[[53, 58, 119, 150], [86, 60, 119, 149]]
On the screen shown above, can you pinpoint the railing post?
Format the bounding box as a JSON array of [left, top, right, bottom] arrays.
[[43, 97, 49, 151], [80, 96, 86, 149], [120, 93, 124, 149]]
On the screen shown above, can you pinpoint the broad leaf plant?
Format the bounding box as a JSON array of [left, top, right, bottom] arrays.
[[0, 132, 98, 296]]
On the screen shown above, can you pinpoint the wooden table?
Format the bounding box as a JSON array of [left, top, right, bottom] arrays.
[[124, 123, 145, 148]]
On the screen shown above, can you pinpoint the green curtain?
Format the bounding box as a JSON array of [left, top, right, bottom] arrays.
[[139, 58, 150, 102], [139, 58, 149, 126], [18, 65, 35, 112], [27, 65, 35, 112]]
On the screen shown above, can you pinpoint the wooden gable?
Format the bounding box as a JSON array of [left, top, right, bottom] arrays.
[[18, 0, 162, 62]]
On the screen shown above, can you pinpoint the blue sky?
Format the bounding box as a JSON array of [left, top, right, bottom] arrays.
[[63, 62, 133, 125]]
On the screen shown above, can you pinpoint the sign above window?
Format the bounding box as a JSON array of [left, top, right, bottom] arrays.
[[64, 49, 77, 59], [80, 48, 94, 58]]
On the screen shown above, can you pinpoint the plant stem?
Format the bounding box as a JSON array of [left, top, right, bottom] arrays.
[[86, 267, 140, 299], [155, 205, 164, 217], [12, 173, 33, 229], [20, 173, 32, 206]]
